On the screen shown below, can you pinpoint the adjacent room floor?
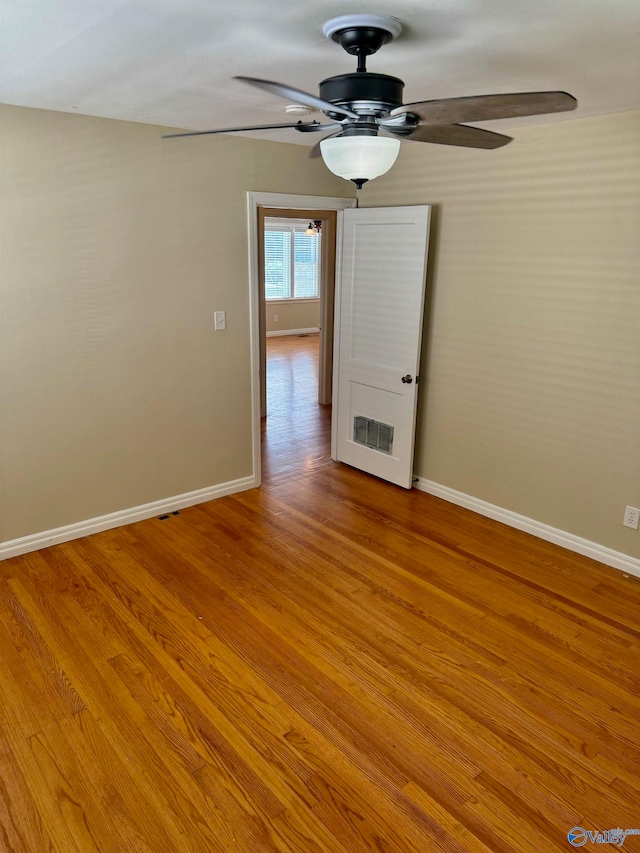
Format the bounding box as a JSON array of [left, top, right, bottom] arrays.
[[262, 333, 331, 485], [1, 333, 639, 852]]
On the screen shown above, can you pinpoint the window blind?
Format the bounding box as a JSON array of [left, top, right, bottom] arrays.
[[293, 231, 319, 299], [264, 224, 320, 300], [264, 230, 291, 300]]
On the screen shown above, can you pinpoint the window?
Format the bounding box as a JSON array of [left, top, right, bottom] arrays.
[[264, 220, 320, 300]]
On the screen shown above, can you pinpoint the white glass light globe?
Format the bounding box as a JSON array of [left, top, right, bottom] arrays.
[[319, 135, 401, 183]]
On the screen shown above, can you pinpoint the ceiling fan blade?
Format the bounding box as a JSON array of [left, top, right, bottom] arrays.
[[234, 76, 359, 120], [399, 123, 512, 149], [391, 91, 577, 125], [162, 121, 330, 139]]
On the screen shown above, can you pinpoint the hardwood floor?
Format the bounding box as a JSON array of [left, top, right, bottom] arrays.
[[1, 334, 639, 851], [262, 334, 331, 485]]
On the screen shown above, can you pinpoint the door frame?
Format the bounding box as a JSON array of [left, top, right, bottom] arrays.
[[247, 192, 356, 487]]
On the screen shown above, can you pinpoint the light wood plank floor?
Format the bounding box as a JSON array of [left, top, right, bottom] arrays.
[[1, 334, 639, 852], [263, 333, 331, 485]]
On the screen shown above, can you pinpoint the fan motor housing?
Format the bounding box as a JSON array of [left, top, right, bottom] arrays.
[[319, 73, 404, 117]]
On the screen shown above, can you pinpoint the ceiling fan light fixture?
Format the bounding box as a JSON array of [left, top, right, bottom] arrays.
[[319, 135, 401, 187], [305, 220, 322, 235]]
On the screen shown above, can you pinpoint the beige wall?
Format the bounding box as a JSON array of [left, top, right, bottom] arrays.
[[266, 299, 320, 333], [0, 104, 352, 542], [362, 110, 640, 558]]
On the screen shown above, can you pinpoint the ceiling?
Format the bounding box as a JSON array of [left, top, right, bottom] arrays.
[[1, 0, 639, 145]]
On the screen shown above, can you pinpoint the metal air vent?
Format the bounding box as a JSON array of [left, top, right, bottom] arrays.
[[353, 416, 394, 454]]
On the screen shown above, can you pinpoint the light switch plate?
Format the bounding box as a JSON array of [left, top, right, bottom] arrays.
[[214, 311, 226, 331]]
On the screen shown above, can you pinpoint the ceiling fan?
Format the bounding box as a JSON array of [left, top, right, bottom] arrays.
[[163, 14, 577, 188]]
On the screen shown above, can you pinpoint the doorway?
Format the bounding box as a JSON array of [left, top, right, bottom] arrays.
[[262, 214, 325, 482], [260, 210, 333, 483], [247, 193, 356, 487], [258, 207, 338, 417]]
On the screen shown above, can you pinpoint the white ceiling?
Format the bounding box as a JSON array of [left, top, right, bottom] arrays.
[[1, 0, 639, 145]]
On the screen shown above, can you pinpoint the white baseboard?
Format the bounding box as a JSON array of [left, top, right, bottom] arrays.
[[0, 475, 257, 561], [413, 477, 640, 580], [266, 327, 320, 338]]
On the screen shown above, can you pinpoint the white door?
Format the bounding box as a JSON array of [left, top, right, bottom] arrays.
[[334, 206, 431, 488]]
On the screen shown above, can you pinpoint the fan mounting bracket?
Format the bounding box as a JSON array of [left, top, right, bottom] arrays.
[[322, 15, 402, 69]]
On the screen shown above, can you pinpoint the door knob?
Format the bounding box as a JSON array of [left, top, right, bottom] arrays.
[[401, 374, 413, 384]]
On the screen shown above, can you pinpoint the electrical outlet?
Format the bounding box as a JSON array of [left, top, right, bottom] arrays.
[[273, 314, 278, 322], [623, 506, 640, 530]]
